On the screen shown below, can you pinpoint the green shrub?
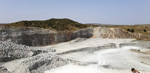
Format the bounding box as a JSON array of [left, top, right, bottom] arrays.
[[144, 29, 147, 32]]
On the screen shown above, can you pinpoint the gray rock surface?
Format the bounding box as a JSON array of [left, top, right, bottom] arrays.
[[1, 26, 150, 47], [57, 43, 116, 55], [0, 41, 68, 73], [1, 53, 68, 73], [0, 27, 93, 46], [119, 41, 150, 49], [0, 66, 10, 73], [0, 41, 54, 62]]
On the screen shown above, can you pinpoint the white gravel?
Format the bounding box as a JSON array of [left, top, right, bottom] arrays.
[[44, 38, 150, 73]]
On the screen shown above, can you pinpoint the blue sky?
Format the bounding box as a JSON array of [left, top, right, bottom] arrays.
[[0, 0, 150, 24]]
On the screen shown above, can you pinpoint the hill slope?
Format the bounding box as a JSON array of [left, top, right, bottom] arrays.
[[2, 18, 94, 31]]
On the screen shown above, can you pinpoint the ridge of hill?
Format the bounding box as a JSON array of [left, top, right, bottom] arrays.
[[1, 18, 95, 31]]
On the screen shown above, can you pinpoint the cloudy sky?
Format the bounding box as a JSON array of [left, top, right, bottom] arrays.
[[0, 0, 150, 24]]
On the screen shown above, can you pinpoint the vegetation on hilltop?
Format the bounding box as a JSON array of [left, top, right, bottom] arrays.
[[2, 18, 95, 31], [106, 25, 150, 34]]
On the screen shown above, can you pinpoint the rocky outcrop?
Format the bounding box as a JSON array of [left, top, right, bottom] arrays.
[[1, 53, 69, 73], [0, 66, 10, 73], [58, 43, 116, 55], [119, 41, 150, 49], [0, 41, 54, 62], [0, 27, 93, 46]]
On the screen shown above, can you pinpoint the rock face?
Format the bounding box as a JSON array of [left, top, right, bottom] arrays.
[[0, 27, 93, 46], [1, 26, 149, 46]]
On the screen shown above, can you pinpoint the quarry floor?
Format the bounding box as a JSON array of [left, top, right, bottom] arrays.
[[43, 38, 150, 73]]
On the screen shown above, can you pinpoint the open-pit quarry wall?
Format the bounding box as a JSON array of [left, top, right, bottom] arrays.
[[0, 26, 147, 46]]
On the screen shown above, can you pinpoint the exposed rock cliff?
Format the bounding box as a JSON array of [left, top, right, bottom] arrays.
[[1, 26, 150, 46], [0, 27, 93, 46]]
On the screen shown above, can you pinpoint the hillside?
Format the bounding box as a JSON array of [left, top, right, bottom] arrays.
[[1, 18, 94, 31], [105, 25, 150, 40]]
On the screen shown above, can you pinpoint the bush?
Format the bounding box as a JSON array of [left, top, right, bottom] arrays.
[[130, 29, 134, 33], [144, 29, 147, 32], [127, 29, 134, 33]]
